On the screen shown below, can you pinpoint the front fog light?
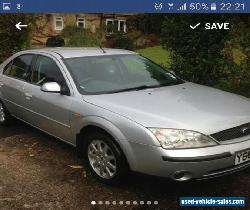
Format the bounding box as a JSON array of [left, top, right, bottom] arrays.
[[149, 128, 217, 149]]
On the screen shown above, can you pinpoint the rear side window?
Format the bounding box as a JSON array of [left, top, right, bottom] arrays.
[[3, 61, 13, 75], [32, 55, 65, 86], [3, 55, 33, 81]]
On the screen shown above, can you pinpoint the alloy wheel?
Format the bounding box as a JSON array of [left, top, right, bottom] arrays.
[[87, 139, 117, 179]]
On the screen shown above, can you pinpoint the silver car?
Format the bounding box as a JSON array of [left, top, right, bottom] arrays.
[[0, 48, 250, 184]]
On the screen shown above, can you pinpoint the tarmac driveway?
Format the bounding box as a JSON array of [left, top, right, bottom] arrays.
[[0, 121, 249, 210]]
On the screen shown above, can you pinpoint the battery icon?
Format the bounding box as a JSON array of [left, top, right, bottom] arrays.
[[211, 3, 217, 10]]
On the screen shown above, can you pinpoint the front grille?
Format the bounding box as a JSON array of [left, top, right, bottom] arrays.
[[211, 123, 250, 142]]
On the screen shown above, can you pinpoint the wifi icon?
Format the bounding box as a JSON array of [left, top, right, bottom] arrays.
[[167, 3, 174, 10]]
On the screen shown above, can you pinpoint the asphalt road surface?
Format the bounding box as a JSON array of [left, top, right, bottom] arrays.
[[0, 121, 249, 210]]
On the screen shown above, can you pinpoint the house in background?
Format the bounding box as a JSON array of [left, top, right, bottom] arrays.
[[32, 13, 132, 46]]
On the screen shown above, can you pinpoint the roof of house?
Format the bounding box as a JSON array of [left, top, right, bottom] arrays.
[[23, 47, 136, 58]]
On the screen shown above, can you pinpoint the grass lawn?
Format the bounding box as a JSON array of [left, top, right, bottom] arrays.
[[136, 46, 172, 67]]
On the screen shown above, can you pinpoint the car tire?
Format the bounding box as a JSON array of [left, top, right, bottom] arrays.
[[83, 131, 129, 185], [0, 100, 12, 126]]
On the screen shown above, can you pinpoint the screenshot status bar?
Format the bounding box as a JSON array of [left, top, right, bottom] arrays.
[[0, 0, 249, 13]]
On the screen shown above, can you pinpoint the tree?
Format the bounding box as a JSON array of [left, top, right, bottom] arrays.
[[127, 14, 165, 35], [0, 14, 36, 62]]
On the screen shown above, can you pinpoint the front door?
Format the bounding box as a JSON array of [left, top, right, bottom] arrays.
[[22, 55, 72, 141]]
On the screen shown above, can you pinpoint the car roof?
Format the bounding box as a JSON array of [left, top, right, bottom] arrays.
[[22, 47, 136, 59]]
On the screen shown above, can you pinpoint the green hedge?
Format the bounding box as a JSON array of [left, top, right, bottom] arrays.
[[62, 26, 101, 47]]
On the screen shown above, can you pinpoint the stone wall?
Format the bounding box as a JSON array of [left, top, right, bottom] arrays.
[[31, 13, 131, 46]]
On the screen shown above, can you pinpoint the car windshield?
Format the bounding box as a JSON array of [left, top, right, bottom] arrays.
[[65, 54, 183, 94]]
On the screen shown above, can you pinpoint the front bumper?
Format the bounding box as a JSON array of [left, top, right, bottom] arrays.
[[125, 138, 250, 181]]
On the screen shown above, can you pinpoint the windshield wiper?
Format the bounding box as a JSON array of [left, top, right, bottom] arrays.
[[160, 80, 184, 87], [112, 80, 184, 94], [113, 85, 158, 93]]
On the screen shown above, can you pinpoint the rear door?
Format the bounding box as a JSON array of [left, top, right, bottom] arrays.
[[22, 54, 72, 141], [0, 54, 33, 118]]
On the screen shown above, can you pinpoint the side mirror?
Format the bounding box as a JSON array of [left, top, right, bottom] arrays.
[[41, 82, 61, 93]]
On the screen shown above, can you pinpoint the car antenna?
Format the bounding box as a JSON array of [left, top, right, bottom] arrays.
[[100, 45, 106, 54]]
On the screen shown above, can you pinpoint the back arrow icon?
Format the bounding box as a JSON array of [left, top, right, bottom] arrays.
[[15, 22, 28, 30]]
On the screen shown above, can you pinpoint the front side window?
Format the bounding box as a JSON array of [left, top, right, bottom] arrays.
[[65, 55, 183, 94], [3, 54, 33, 81], [55, 17, 63, 30], [32, 55, 65, 86]]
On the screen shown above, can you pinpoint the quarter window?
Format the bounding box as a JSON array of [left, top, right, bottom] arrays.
[[3, 61, 13, 75], [3, 55, 33, 81], [32, 55, 65, 86]]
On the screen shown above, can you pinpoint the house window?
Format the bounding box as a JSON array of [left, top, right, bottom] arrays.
[[106, 19, 126, 34], [118, 20, 126, 33], [106, 19, 114, 34], [55, 17, 63, 30], [77, 18, 85, 28]]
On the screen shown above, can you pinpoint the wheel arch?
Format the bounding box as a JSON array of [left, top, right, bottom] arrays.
[[75, 117, 133, 169]]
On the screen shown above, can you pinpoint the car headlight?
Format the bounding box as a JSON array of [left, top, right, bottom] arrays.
[[149, 128, 217, 149]]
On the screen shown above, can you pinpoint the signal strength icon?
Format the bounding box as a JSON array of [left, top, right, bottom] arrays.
[[178, 3, 187, 11]]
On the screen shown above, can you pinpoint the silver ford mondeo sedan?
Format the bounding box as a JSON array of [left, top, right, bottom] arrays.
[[0, 48, 250, 184]]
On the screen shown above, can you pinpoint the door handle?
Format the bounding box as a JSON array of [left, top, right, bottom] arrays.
[[24, 93, 32, 99]]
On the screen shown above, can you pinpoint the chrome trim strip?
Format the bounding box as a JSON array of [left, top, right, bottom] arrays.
[[5, 99, 71, 128], [162, 152, 232, 162], [198, 161, 250, 180]]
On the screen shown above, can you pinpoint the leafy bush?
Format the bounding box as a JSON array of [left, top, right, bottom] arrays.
[[62, 26, 101, 47], [110, 33, 134, 50], [129, 14, 249, 97], [160, 14, 250, 97], [161, 14, 232, 86], [216, 17, 250, 97]]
